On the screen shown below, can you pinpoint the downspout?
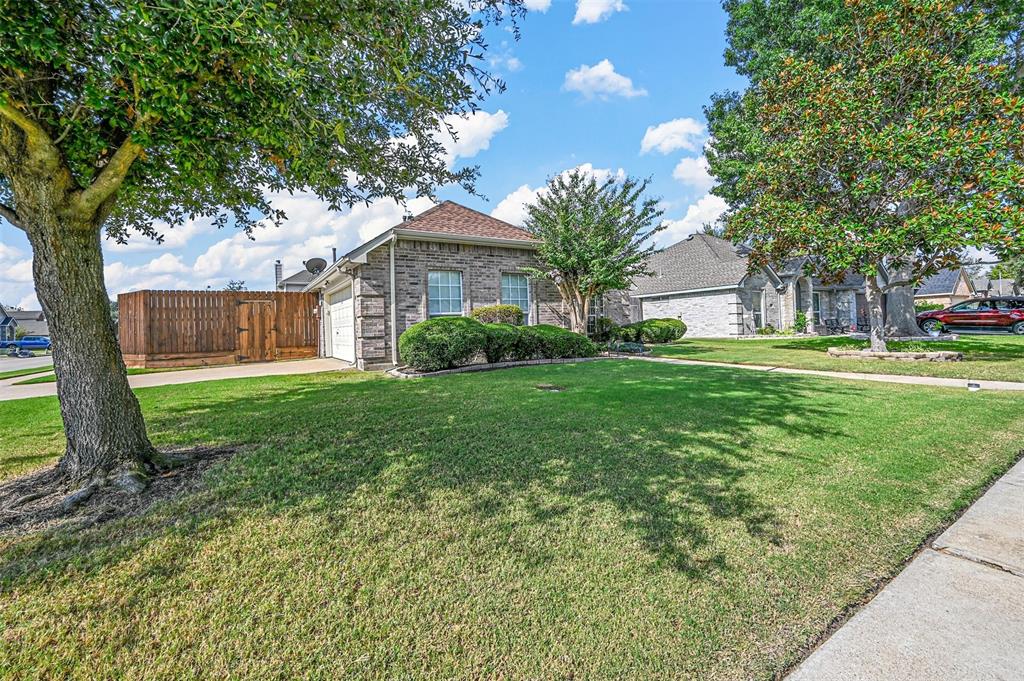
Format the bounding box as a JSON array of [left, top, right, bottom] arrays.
[[389, 234, 398, 367]]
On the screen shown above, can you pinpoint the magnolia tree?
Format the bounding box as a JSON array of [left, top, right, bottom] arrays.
[[523, 170, 664, 334], [710, 0, 1024, 336], [719, 0, 1024, 351], [0, 0, 523, 489]]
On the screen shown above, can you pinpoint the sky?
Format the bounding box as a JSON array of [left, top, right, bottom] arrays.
[[0, 0, 747, 310]]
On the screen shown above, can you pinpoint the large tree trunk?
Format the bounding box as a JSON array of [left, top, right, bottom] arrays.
[[25, 210, 158, 484], [884, 264, 921, 337], [864, 275, 888, 352]]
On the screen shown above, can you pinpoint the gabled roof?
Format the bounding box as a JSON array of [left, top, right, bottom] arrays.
[[915, 268, 966, 296], [398, 201, 536, 241], [278, 269, 314, 287], [9, 310, 44, 322], [632, 233, 753, 297], [813, 272, 867, 290]]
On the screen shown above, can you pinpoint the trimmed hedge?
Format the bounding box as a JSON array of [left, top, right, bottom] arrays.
[[591, 316, 619, 342], [527, 324, 599, 359], [618, 318, 687, 344], [398, 317, 487, 372], [400, 318, 597, 371], [471, 304, 524, 325]]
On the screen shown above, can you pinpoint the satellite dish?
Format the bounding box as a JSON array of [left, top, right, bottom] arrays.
[[304, 257, 328, 275]]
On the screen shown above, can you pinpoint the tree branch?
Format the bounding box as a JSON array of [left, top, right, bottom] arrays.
[[73, 134, 143, 218], [0, 202, 25, 230], [0, 98, 61, 173]]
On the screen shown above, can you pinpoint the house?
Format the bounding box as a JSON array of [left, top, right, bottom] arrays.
[[303, 201, 627, 369], [274, 261, 315, 292], [972, 277, 1019, 298], [0, 305, 49, 340], [914, 268, 974, 307]]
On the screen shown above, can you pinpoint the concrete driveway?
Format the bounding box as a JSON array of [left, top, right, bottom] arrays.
[[788, 457, 1024, 680], [0, 358, 352, 402]]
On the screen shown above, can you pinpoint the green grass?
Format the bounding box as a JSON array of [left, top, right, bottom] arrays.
[[0, 365, 52, 381], [12, 366, 180, 385], [650, 334, 1024, 382], [1, 362, 1021, 678]]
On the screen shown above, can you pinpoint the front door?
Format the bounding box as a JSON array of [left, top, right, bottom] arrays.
[[237, 300, 275, 362], [855, 293, 869, 329], [328, 286, 355, 362]]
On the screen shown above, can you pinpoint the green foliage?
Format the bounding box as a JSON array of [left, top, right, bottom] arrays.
[[757, 324, 779, 335], [793, 310, 810, 334], [607, 340, 646, 354], [14, 326, 27, 340], [0, 0, 524, 238], [718, 1, 1024, 338], [523, 169, 664, 333], [590, 316, 619, 342], [523, 325, 598, 359], [471, 304, 524, 325], [618, 318, 687, 344], [224, 280, 246, 292], [482, 323, 520, 363], [915, 302, 946, 312], [398, 317, 487, 372]]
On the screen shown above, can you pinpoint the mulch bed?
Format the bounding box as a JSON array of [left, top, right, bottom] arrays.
[[0, 446, 237, 537]]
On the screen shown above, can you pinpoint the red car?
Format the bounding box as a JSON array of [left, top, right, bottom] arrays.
[[917, 297, 1024, 335]]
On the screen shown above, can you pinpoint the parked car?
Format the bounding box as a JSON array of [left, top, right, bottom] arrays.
[[3, 335, 52, 351], [917, 297, 1024, 335]]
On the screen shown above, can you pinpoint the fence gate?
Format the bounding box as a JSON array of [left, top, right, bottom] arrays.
[[237, 300, 276, 362]]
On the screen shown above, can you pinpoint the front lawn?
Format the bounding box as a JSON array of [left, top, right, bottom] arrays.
[[12, 366, 183, 385], [650, 334, 1024, 382], [1, 362, 1021, 678], [0, 365, 53, 381]]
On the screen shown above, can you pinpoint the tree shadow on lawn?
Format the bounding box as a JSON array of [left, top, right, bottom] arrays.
[[0, 361, 853, 588]]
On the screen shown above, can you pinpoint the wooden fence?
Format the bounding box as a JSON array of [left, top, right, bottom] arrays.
[[118, 290, 319, 368]]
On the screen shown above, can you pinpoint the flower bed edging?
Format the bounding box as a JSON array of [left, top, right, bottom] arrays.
[[387, 355, 610, 379], [827, 348, 963, 362]]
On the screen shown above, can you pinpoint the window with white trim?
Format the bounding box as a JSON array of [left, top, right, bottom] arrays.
[[501, 273, 530, 324], [428, 271, 463, 316]]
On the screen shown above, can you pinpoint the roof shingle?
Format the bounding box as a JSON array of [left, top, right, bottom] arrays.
[[398, 201, 536, 242], [631, 233, 750, 296]]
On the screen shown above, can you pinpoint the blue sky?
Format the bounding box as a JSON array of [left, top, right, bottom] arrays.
[[0, 0, 746, 309]]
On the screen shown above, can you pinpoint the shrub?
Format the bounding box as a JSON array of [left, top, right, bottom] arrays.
[[757, 324, 778, 335], [590, 316, 618, 342], [617, 318, 687, 344], [525, 324, 598, 359], [482, 323, 521, 363], [915, 302, 945, 312], [398, 317, 487, 372], [793, 310, 810, 333], [471, 304, 524, 325], [608, 340, 645, 354]]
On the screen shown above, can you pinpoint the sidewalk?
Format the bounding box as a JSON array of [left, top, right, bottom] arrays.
[[633, 355, 1024, 391], [788, 457, 1024, 680], [0, 358, 352, 401]]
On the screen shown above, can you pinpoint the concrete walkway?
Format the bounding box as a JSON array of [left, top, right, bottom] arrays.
[[632, 355, 1024, 391], [0, 358, 352, 401], [788, 457, 1024, 680]]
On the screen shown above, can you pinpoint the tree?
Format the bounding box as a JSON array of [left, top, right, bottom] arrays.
[[224, 280, 247, 292], [723, 0, 1024, 351], [0, 0, 524, 488], [523, 170, 664, 334], [709, 0, 1024, 337], [990, 249, 1024, 293]]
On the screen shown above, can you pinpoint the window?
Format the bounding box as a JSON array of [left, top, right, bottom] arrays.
[[752, 292, 764, 329], [587, 296, 605, 335], [812, 292, 822, 323], [501, 273, 530, 324], [951, 301, 981, 312], [428, 271, 463, 316]]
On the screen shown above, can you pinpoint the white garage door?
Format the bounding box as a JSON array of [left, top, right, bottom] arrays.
[[328, 286, 355, 363]]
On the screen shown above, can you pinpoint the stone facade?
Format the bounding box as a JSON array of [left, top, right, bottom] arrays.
[[351, 237, 568, 369]]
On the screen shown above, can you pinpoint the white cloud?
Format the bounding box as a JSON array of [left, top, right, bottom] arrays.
[[573, 0, 627, 25], [104, 253, 191, 295], [672, 156, 715, 192], [490, 163, 626, 226], [0, 240, 36, 309], [640, 117, 706, 155], [658, 194, 728, 247], [488, 42, 523, 72], [523, 0, 552, 10], [439, 110, 509, 166], [563, 59, 646, 100], [107, 217, 216, 252]]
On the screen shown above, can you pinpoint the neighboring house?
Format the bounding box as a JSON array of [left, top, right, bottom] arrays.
[[972, 277, 1020, 298], [274, 261, 315, 292], [0, 305, 49, 339], [914, 268, 974, 307], [304, 201, 626, 369]]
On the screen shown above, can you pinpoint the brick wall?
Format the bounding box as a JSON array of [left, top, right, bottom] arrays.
[[352, 238, 568, 369], [640, 290, 741, 337]]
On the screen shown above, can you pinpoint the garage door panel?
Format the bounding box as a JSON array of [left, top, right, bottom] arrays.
[[328, 286, 355, 362]]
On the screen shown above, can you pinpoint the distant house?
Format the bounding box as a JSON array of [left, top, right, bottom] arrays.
[[914, 268, 974, 307], [274, 261, 315, 292], [972, 277, 1019, 298], [0, 305, 49, 340]]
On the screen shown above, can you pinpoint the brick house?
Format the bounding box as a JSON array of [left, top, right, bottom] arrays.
[[304, 201, 628, 370]]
